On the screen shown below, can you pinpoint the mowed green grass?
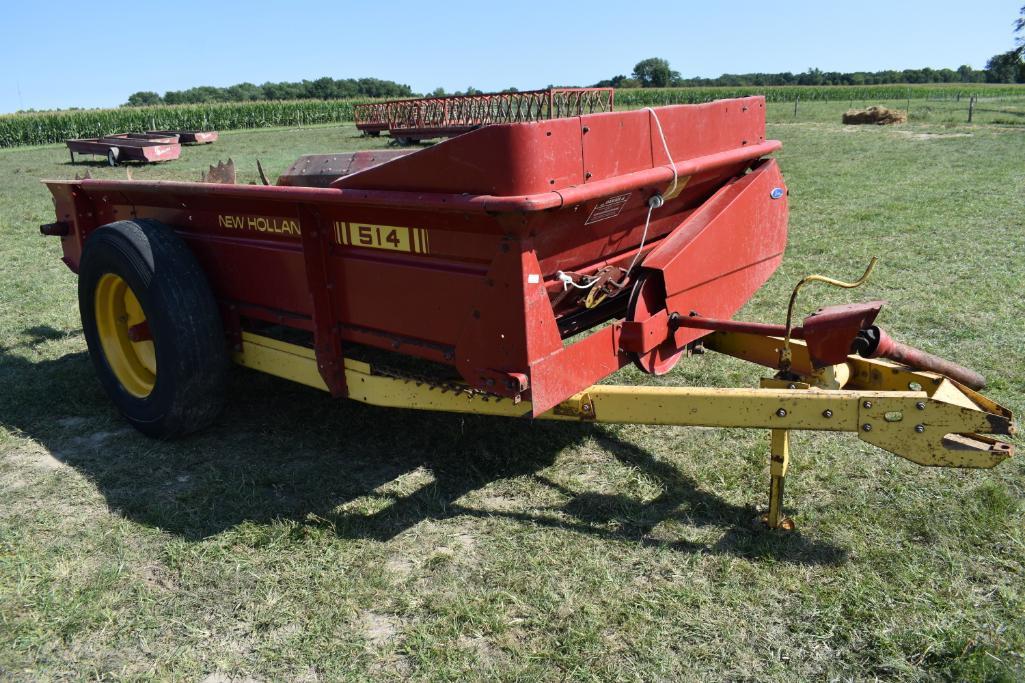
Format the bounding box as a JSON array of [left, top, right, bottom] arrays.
[[0, 110, 1023, 681]]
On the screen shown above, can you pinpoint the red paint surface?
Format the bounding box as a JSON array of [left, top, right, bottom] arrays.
[[46, 97, 788, 414]]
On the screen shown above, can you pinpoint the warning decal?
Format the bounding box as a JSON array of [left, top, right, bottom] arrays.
[[584, 193, 631, 225]]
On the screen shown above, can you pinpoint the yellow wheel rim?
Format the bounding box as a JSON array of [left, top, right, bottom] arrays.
[[94, 273, 157, 398]]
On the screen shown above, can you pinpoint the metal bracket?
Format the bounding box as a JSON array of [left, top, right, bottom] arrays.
[[297, 206, 347, 397]]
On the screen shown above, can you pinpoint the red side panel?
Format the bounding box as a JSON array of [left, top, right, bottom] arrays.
[[455, 243, 564, 395], [648, 159, 788, 318], [334, 97, 767, 197], [620, 160, 789, 354]]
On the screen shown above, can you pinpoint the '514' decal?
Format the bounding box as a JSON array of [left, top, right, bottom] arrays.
[[333, 222, 430, 254]]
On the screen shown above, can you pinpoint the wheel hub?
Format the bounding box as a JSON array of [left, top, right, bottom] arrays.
[[94, 273, 156, 397]]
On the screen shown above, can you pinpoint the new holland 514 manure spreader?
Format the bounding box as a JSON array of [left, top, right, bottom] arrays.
[[40, 97, 1015, 530]]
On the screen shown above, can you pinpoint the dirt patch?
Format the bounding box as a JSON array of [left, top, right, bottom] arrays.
[[897, 131, 973, 141], [457, 634, 511, 667], [471, 494, 525, 513], [842, 106, 907, 125], [200, 675, 263, 683], [7, 443, 65, 470], [0, 473, 32, 493], [360, 611, 403, 648], [384, 556, 414, 578], [450, 531, 476, 553], [137, 563, 179, 592]]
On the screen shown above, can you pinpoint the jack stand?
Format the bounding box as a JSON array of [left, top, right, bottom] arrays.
[[761, 429, 795, 531]]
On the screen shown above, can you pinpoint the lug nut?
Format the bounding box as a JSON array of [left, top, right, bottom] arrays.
[[916, 402, 926, 410], [776, 408, 787, 417], [862, 423, 872, 432], [914, 424, 925, 433], [822, 409, 833, 418], [863, 401, 873, 409]]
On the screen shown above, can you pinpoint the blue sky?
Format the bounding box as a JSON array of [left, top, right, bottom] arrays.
[[1, 1, 1020, 113]]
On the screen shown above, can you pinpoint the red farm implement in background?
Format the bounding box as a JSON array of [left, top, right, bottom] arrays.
[[66, 134, 182, 166], [65, 130, 216, 166], [41, 96, 1015, 532], [354, 87, 615, 144]]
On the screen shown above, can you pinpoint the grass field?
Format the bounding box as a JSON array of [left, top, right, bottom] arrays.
[[0, 100, 1023, 681]]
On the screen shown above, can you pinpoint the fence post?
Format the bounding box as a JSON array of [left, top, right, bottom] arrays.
[[793, 95, 799, 118], [968, 95, 975, 123]]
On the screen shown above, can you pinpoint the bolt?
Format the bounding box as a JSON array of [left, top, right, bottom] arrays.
[[776, 408, 787, 417], [582, 126, 590, 133], [585, 171, 593, 180], [914, 424, 925, 433], [863, 400, 873, 409], [582, 404, 592, 413], [787, 383, 797, 389], [862, 423, 873, 432], [916, 402, 926, 410], [822, 409, 833, 418]]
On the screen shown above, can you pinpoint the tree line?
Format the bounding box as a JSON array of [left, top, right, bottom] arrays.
[[596, 59, 1024, 90], [125, 77, 413, 107]]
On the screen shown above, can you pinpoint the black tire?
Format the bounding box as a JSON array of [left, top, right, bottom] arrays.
[[107, 148, 119, 166], [79, 219, 227, 438]]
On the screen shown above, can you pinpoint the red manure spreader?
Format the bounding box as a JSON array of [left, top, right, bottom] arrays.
[[40, 97, 1014, 529]]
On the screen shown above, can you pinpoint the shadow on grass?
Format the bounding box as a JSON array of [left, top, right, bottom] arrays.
[[64, 158, 163, 168], [0, 325, 82, 353], [0, 327, 846, 566]]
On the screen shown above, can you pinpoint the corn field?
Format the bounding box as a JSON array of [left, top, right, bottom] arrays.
[[0, 99, 374, 148], [3, 84, 1025, 148]]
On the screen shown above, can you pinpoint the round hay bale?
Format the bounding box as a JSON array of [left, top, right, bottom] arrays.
[[842, 106, 908, 125]]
